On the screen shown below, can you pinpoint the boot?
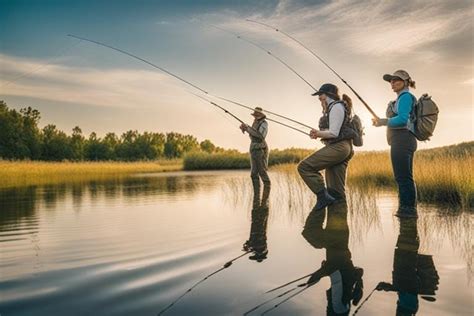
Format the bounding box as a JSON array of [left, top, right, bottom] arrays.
[[313, 188, 336, 211]]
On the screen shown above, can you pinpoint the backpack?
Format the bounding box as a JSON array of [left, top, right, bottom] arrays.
[[408, 94, 439, 141], [350, 114, 364, 147]]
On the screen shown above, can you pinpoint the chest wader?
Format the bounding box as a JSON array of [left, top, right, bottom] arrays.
[[386, 95, 418, 217], [249, 119, 271, 208]]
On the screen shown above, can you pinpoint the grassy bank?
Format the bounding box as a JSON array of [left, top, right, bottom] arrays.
[[183, 148, 313, 170], [0, 160, 182, 189], [274, 142, 473, 209]]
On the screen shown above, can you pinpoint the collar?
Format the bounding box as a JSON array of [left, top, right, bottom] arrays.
[[397, 88, 409, 96]]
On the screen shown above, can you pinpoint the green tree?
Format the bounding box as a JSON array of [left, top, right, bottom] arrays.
[[70, 126, 85, 160], [41, 124, 73, 161], [200, 139, 216, 153]]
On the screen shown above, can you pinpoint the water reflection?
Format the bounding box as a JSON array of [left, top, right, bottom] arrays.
[[243, 192, 270, 262], [301, 201, 364, 315], [247, 201, 364, 315], [0, 173, 218, 231], [376, 217, 440, 315]]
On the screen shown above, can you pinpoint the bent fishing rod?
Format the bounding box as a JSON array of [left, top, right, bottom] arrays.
[[157, 250, 251, 316], [245, 19, 380, 119], [192, 93, 309, 136], [67, 34, 314, 131]]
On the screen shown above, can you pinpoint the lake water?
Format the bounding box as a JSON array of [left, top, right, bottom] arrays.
[[0, 170, 472, 315]]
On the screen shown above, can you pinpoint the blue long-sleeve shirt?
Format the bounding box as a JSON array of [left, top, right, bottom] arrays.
[[388, 90, 414, 128]]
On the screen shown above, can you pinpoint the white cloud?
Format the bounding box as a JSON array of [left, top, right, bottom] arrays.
[[210, 0, 473, 57], [0, 54, 192, 109]]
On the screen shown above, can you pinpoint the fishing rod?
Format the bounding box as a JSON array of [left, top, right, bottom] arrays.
[[265, 272, 313, 293], [352, 285, 377, 315], [67, 34, 315, 132], [157, 250, 252, 316], [245, 19, 380, 119], [207, 24, 317, 91], [192, 92, 309, 136], [243, 282, 307, 315], [261, 283, 314, 315]]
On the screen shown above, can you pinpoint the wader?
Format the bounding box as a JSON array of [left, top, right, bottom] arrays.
[[298, 101, 354, 200], [387, 95, 418, 211], [249, 119, 270, 207], [298, 140, 353, 200]]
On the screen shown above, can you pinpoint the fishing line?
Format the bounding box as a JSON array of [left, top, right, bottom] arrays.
[[68, 34, 314, 134], [205, 23, 317, 91], [157, 250, 252, 315], [0, 38, 83, 89], [245, 19, 379, 119]]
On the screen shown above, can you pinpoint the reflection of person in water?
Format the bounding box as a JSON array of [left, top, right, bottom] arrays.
[[242, 189, 270, 262], [376, 217, 439, 315], [302, 201, 363, 315]]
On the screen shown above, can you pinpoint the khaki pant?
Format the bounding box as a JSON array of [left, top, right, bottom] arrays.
[[250, 147, 270, 206], [297, 140, 353, 199]]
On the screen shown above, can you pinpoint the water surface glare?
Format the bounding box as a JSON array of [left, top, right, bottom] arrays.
[[0, 170, 472, 315]]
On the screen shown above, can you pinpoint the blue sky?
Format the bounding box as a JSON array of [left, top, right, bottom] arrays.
[[1, 0, 472, 151]]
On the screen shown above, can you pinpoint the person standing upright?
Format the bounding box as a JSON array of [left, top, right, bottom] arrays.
[[372, 70, 418, 218], [298, 83, 355, 211], [240, 107, 270, 208]]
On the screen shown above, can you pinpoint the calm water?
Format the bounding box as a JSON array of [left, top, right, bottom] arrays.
[[0, 170, 472, 315]]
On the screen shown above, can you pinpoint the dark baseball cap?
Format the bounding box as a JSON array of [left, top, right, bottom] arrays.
[[312, 83, 339, 97]]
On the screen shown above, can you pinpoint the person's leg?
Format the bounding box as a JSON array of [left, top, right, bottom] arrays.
[[258, 148, 271, 206], [297, 143, 350, 194], [391, 131, 417, 215], [250, 150, 261, 207], [325, 142, 353, 200]]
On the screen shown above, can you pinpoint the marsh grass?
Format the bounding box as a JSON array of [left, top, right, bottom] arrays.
[[272, 142, 473, 209], [183, 148, 313, 170], [0, 160, 182, 189]]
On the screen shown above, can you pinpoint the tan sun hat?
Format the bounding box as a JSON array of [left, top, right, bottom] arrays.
[[383, 70, 411, 82], [251, 107, 265, 117]]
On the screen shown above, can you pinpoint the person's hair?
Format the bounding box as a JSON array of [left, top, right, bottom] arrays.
[[407, 78, 416, 89], [330, 92, 353, 114]]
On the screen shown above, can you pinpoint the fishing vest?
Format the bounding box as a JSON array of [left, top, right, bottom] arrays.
[[386, 91, 415, 145], [386, 91, 415, 129], [250, 118, 268, 151], [318, 101, 355, 145]]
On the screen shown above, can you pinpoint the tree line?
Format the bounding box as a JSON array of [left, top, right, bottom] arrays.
[[0, 101, 221, 161]]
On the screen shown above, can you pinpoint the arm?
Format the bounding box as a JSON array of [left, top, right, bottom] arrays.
[[246, 121, 268, 140], [317, 103, 345, 139], [388, 94, 413, 128]]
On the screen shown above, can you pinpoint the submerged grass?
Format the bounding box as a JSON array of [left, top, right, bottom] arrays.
[[0, 160, 182, 189]]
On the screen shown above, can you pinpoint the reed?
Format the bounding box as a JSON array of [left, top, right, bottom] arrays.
[[0, 160, 182, 189], [183, 148, 312, 170], [272, 142, 473, 209]]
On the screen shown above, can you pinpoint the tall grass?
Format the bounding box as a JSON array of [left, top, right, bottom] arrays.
[[273, 142, 473, 209], [183, 148, 313, 170], [0, 160, 182, 189]]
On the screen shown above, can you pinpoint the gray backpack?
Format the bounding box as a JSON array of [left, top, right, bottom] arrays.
[[350, 115, 364, 147], [408, 94, 439, 141]]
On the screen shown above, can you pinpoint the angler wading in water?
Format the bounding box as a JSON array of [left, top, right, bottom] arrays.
[[298, 84, 355, 210], [372, 70, 418, 218], [240, 107, 271, 208]]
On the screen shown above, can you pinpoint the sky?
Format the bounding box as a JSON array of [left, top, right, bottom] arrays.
[[1, 0, 473, 151]]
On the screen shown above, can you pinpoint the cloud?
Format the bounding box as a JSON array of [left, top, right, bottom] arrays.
[[0, 54, 192, 109], [207, 0, 472, 59]]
